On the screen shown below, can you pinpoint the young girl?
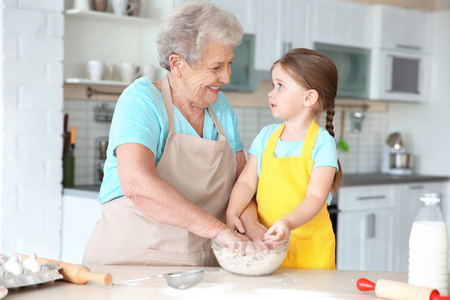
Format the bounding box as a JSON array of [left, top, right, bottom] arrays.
[[226, 48, 342, 270]]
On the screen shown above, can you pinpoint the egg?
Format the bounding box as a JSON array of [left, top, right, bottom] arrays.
[[3, 256, 23, 276], [22, 253, 41, 273]]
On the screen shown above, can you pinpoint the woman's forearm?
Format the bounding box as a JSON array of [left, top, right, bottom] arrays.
[[117, 143, 229, 239], [128, 175, 229, 238]]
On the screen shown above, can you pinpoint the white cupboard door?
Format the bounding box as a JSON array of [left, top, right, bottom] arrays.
[[61, 195, 102, 264], [395, 183, 426, 272], [337, 208, 395, 271], [375, 5, 431, 53], [311, 0, 372, 49], [254, 0, 281, 70], [209, 0, 256, 34], [279, 0, 311, 52], [337, 210, 364, 270], [363, 208, 395, 271]]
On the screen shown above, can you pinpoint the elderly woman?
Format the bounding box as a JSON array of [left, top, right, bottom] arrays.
[[82, 0, 258, 266]]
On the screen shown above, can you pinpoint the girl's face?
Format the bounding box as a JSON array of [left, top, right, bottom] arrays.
[[180, 42, 234, 108], [268, 64, 310, 121]]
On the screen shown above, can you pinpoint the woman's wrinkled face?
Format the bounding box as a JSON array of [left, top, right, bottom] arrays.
[[181, 42, 234, 108]]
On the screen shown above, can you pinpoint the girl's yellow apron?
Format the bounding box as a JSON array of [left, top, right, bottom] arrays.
[[256, 120, 336, 270]]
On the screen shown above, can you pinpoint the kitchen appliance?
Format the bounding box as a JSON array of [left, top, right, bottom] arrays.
[[370, 49, 430, 102], [381, 132, 412, 175], [221, 34, 256, 92], [314, 43, 370, 98]]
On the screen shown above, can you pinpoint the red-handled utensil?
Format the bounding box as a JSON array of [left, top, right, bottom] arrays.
[[357, 278, 450, 300]]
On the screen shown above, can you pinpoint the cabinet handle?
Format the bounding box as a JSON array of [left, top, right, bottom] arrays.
[[356, 195, 386, 201], [408, 185, 425, 190], [282, 42, 292, 54], [396, 44, 422, 51], [366, 213, 376, 239]]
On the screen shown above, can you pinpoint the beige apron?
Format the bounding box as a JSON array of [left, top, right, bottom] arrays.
[[83, 76, 236, 266]]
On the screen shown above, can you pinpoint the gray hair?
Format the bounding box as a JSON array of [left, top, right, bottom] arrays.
[[157, 0, 243, 71]]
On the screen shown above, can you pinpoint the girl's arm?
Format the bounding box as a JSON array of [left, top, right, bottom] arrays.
[[226, 154, 259, 233], [265, 166, 336, 241]]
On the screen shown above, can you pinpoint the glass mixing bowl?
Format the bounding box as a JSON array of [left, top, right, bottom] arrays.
[[211, 238, 289, 276]]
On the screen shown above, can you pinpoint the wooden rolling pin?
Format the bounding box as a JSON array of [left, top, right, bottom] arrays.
[[4, 254, 112, 286], [357, 278, 450, 300]]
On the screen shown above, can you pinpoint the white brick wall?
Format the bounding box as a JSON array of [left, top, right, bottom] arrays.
[[0, 1, 64, 259]]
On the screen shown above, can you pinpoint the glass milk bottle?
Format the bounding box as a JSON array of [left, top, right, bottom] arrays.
[[408, 193, 449, 295]]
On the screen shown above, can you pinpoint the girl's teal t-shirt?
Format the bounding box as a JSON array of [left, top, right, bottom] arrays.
[[99, 77, 244, 204], [249, 123, 339, 205]]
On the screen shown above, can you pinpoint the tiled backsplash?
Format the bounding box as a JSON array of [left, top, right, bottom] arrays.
[[64, 99, 387, 185], [64, 100, 115, 185]]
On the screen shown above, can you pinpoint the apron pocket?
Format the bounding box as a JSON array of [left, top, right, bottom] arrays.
[[146, 248, 217, 267], [294, 235, 336, 270]]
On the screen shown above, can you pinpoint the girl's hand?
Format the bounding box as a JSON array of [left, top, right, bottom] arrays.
[[264, 219, 291, 242], [226, 215, 245, 234]]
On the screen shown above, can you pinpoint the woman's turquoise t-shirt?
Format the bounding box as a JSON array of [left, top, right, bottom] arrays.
[[99, 77, 244, 204], [249, 123, 339, 205]]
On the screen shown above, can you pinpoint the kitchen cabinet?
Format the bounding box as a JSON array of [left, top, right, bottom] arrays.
[[337, 179, 449, 272], [209, 0, 256, 34], [337, 185, 396, 271], [61, 191, 101, 264], [254, 0, 281, 71], [373, 5, 431, 53], [394, 181, 448, 272], [278, 0, 311, 52], [311, 0, 372, 49], [338, 207, 395, 271]]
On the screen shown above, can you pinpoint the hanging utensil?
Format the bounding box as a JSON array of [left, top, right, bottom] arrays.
[[338, 111, 349, 152], [112, 269, 205, 290]]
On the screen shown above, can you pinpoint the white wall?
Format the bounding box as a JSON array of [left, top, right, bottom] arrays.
[[387, 10, 450, 177], [0, 0, 64, 259]]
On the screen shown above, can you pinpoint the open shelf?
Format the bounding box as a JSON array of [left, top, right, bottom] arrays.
[[65, 9, 160, 26], [65, 78, 130, 87]]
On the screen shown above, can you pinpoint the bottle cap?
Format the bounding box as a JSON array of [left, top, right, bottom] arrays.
[[420, 193, 441, 203]]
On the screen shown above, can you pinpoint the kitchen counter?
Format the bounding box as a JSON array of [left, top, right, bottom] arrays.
[[5, 265, 449, 299], [63, 185, 101, 199], [341, 173, 449, 187], [62, 173, 449, 199]]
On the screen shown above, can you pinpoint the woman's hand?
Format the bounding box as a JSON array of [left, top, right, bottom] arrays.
[[216, 227, 250, 243], [238, 199, 267, 242], [264, 219, 291, 242]]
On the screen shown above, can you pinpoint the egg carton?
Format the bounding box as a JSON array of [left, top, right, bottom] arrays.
[[0, 263, 63, 289]]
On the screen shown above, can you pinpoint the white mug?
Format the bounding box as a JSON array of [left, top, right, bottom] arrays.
[[142, 64, 156, 81], [87, 60, 105, 81], [120, 62, 140, 82], [112, 0, 134, 16], [73, 0, 91, 11]]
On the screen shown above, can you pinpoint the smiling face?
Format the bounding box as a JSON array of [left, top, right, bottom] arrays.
[[179, 42, 234, 108], [268, 64, 311, 121]]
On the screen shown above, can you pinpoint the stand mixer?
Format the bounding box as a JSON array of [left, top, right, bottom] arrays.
[[381, 132, 412, 175]]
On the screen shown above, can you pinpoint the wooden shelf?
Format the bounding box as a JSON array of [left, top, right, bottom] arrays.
[[65, 9, 160, 26]]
